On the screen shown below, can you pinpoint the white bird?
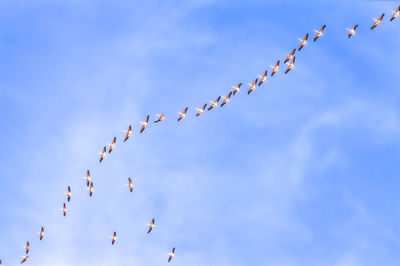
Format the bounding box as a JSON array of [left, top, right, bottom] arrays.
[[247, 78, 258, 95], [391, 6, 400, 21], [347, 25, 358, 38], [168, 247, 176, 262], [98, 146, 106, 163], [108, 137, 116, 153], [89, 182, 94, 197], [147, 218, 155, 234], [66, 186, 71, 202], [371, 13, 385, 30], [124, 125, 132, 142], [298, 33, 309, 51], [232, 83, 242, 95], [21, 256, 29, 264], [126, 178, 134, 192], [111, 232, 117, 245], [178, 107, 188, 121], [154, 114, 165, 123], [313, 25, 326, 42], [221, 92, 232, 107], [140, 115, 150, 133], [258, 71, 268, 86], [285, 57, 296, 74], [196, 104, 207, 116], [39, 227, 44, 241], [284, 49, 296, 64], [208, 96, 221, 111], [85, 170, 91, 187], [270, 61, 280, 76], [62, 203, 67, 217]]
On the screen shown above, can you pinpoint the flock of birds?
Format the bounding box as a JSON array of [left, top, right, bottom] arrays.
[[2, 5, 399, 265]]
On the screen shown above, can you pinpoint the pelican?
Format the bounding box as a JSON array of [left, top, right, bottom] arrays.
[[154, 114, 165, 123], [111, 232, 117, 245], [85, 170, 91, 187], [140, 115, 150, 133], [108, 137, 116, 153], [221, 92, 232, 107], [232, 83, 242, 95], [284, 49, 296, 64], [21, 256, 29, 264], [25, 241, 30, 254], [168, 247, 175, 262], [147, 218, 155, 233], [89, 182, 94, 197], [98, 146, 106, 163], [371, 13, 385, 30], [208, 96, 221, 111], [66, 186, 71, 202], [313, 25, 326, 42], [270, 61, 280, 76], [196, 104, 207, 116], [178, 107, 188, 121], [39, 227, 44, 241], [247, 78, 258, 95], [298, 33, 309, 51], [391, 6, 400, 21], [127, 178, 134, 192], [347, 25, 358, 38], [63, 203, 66, 217], [124, 125, 132, 142], [258, 71, 268, 86], [285, 57, 296, 74]]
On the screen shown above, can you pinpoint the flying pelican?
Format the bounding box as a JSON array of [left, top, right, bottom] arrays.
[[98, 146, 106, 163], [271, 61, 280, 76], [313, 25, 326, 42], [39, 227, 44, 241], [391, 6, 400, 21], [108, 137, 116, 153], [168, 247, 175, 262], [178, 107, 188, 121], [221, 92, 232, 107], [285, 57, 296, 74], [258, 71, 268, 86], [21, 256, 29, 264], [124, 125, 132, 142], [347, 25, 358, 38], [298, 33, 309, 51], [208, 96, 221, 111], [284, 49, 296, 64], [154, 114, 165, 123], [147, 218, 155, 233], [371, 13, 385, 30], [111, 232, 117, 245], [232, 83, 242, 95], [127, 178, 134, 192], [247, 78, 258, 95], [25, 241, 30, 254], [85, 170, 91, 187], [66, 186, 71, 202], [196, 104, 207, 116], [140, 115, 150, 133], [89, 182, 94, 197], [63, 203, 67, 217]]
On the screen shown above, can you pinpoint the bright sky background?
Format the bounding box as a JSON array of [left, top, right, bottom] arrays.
[[1, 1, 400, 265]]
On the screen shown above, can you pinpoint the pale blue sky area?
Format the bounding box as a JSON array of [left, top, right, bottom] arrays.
[[1, 1, 400, 265]]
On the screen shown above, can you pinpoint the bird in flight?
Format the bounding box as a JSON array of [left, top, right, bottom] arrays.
[[63, 203, 67, 217], [232, 83, 242, 95], [221, 92, 232, 107], [271, 60, 280, 76], [25, 241, 30, 254], [371, 13, 385, 30], [108, 137, 116, 153], [258, 71, 268, 86], [0, 259, 2, 266], [85, 170, 91, 187], [347, 25, 358, 38], [140, 115, 150, 133], [391, 6, 400, 21], [154, 114, 165, 123], [127, 178, 134, 192], [147, 218, 155, 234], [285, 57, 296, 74], [111, 232, 117, 245], [168, 247, 176, 262], [98, 146, 106, 163], [89, 182, 94, 197], [21, 256, 29, 264], [313, 25, 326, 41], [178, 107, 188, 121], [208, 96, 221, 111], [284, 49, 296, 64], [124, 125, 132, 142], [298, 33, 309, 51], [196, 104, 207, 116], [66, 186, 71, 202], [247, 78, 258, 95], [39, 227, 44, 241]]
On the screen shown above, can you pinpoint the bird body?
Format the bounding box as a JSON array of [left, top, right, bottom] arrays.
[[298, 33, 309, 50], [313, 25, 326, 41], [111, 232, 117, 245], [63, 203, 67, 216], [178, 107, 188, 121], [108, 137, 116, 153], [128, 178, 133, 192], [168, 247, 175, 262], [247, 79, 258, 94], [371, 13, 385, 29], [99, 146, 106, 163], [285, 57, 296, 74], [21, 256, 29, 264], [391, 6, 400, 21], [25, 241, 30, 254], [124, 125, 132, 142], [258, 71, 267, 86], [347, 25, 358, 38], [154, 114, 165, 123], [196, 104, 207, 116], [208, 96, 221, 111], [147, 218, 155, 233], [271, 61, 280, 76], [232, 83, 242, 95], [66, 186, 71, 202], [39, 227, 44, 240], [140, 115, 150, 133], [89, 182, 94, 197], [85, 170, 91, 187], [284, 49, 296, 63], [221, 92, 232, 107]]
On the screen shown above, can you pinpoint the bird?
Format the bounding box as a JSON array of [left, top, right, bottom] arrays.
[[0, 259, 2, 266], [111, 232, 117, 245], [313, 25, 326, 41], [178, 107, 188, 121], [347, 25, 358, 38], [147, 218, 155, 234], [271, 61, 280, 76], [21, 256, 29, 264], [108, 137, 116, 153], [98, 146, 106, 163], [124, 125, 132, 142], [285, 57, 296, 74], [168, 247, 175, 262], [371, 13, 385, 30], [391, 6, 400, 21], [232, 83, 242, 95], [298, 33, 309, 51], [140, 115, 150, 133], [66, 186, 71, 202], [247, 78, 258, 95], [39, 227, 44, 241], [63, 203, 67, 217], [127, 178, 134, 192], [25, 241, 30, 254], [196, 104, 207, 116], [154, 114, 165, 123], [85, 170, 91, 187], [208, 96, 221, 111], [284, 49, 296, 64], [89, 182, 94, 197], [221, 92, 232, 107], [258, 71, 268, 86]]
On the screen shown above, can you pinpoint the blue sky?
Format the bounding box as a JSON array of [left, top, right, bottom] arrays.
[[1, 0, 400, 265]]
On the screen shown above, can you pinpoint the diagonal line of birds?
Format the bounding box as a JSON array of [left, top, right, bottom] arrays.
[[3, 5, 399, 265]]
